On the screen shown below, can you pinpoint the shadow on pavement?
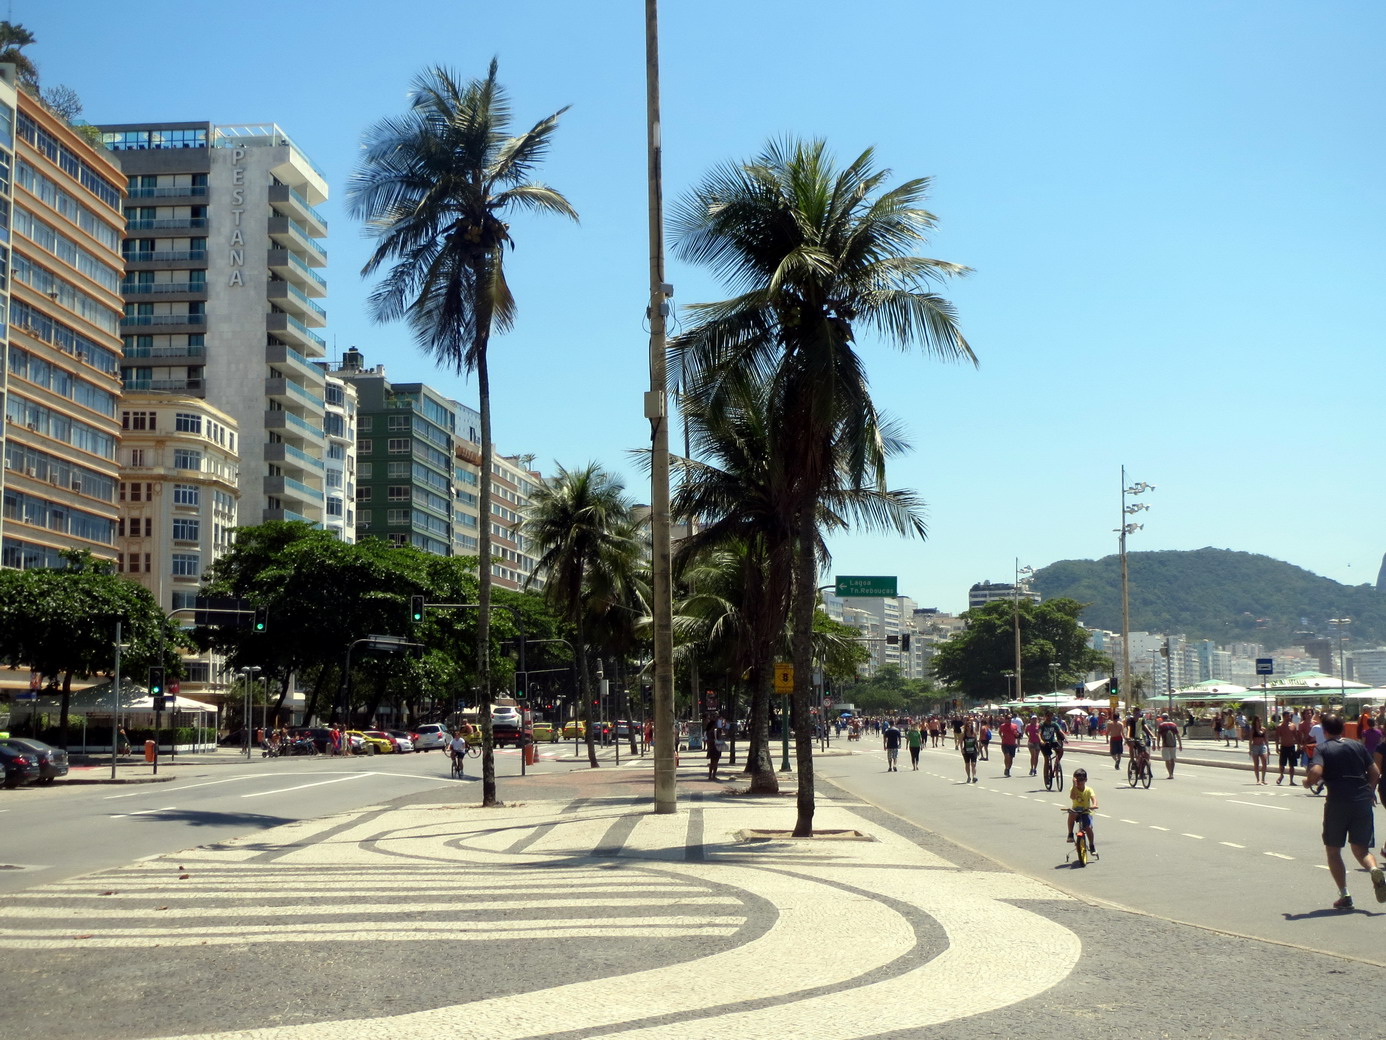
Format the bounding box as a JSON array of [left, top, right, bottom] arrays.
[[1283, 907, 1386, 921], [124, 809, 295, 829]]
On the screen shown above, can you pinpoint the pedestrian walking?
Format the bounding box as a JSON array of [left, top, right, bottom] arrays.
[[1025, 715, 1042, 776], [1106, 714, 1126, 770], [883, 720, 903, 772], [1275, 713, 1298, 786], [960, 720, 980, 783], [1156, 713, 1181, 779], [906, 722, 923, 770], [1248, 715, 1270, 784], [999, 715, 1020, 777], [1302, 714, 1385, 910], [705, 715, 723, 780]]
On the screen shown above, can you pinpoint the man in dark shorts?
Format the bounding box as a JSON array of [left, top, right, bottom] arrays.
[[1303, 714, 1385, 910], [1274, 712, 1298, 785]]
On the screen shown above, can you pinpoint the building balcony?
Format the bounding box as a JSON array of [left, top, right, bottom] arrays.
[[123, 343, 206, 361], [122, 377, 204, 394], [121, 314, 206, 330], [267, 216, 327, 266], [123, 249, 209, 268], [266, 312, 326, 354], [264, 474, 322, 503], [126, 217, 209, 233], [265, 342, 327, 383], [264, 441, 325, 475], [264, 377, 324, 410], [266, 249, 327, 296], [126, 185, 209, 201], [267, 281, 327, 326], [120, 280, 208, 299], [262, 508, 319, 525], [268, 184, 328, 236], [264, 409, 325, 445]]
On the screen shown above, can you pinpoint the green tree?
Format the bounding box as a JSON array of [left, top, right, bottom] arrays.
[[523, 463, 642, 768], [350, 61, 577, 807], [929, 598, 1112, 701], [672, 139, 972, 833], [0, 551, 183, 747], [0, 21, 39, 94]]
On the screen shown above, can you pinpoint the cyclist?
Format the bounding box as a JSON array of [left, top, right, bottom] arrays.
[[448, 729, 469, 775], [1039, 709, 1066, 779], [1126, 709, 1155, 767], [1065, 767, 1098, 851]]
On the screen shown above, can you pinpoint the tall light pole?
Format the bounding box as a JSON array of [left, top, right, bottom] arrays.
[[1013, 561, 1033, 700], [1118, 468, 1154, 709], [644, 0, 676, 813], [239, 665, 260, 759], [1329, 617, 1351, 709]]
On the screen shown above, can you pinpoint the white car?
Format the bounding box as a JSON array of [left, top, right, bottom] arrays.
[[385, 730, 416, 753], [412, 723, 449, 752]]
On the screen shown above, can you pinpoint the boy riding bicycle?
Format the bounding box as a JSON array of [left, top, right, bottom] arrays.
[[1065, 767, 1098, 851]]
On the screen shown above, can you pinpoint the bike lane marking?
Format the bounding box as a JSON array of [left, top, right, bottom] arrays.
[[240, 774, 370, 798]]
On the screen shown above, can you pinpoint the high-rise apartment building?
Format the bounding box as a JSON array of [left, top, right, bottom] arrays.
[[98, 120, 331, 528], [3, 68, 125, 571]]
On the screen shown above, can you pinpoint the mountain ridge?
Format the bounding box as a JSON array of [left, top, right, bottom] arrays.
[[1032, 548, 1386, 649]]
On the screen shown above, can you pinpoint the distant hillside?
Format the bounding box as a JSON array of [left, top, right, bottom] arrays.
[[1032, 549, 1386, 649]]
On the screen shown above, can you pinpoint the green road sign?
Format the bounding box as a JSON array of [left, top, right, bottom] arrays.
[[835, 575, 897, 598]]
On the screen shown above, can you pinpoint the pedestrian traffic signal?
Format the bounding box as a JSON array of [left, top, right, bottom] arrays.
[[410, 595, 425, 623], [1108, 676, 1119, 696], [148, 666, 165, 696], [253, 607, 268, 632]]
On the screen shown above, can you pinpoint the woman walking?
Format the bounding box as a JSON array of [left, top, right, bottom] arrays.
[[1248, 715, 1270, 784], [961, 720, 980, 784]]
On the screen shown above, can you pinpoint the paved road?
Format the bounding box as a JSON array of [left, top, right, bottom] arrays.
[[818, 736, 1386, 963]]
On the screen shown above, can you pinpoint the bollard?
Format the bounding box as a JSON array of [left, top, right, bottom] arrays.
[[144, 739, 156, 763]]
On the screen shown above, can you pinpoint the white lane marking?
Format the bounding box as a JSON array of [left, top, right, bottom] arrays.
[[240, 774, 370, 798], [1265, 852, 1294, 860], [1119, 818, 1140, 825], [1182, 833, 1204, 839], [106, 775, 258, 799], [1228, 799, 1289, 811], [1315, 865, 1330, 870], [1149, 825, 1169, 831], [1220, 841, 1245, 849], [110, 806, 176, 818]]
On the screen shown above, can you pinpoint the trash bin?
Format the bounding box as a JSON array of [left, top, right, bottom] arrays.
[[144, 739, 156, 762]]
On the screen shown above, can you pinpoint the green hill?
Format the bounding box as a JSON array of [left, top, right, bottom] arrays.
[[1032, 548, 1386, 649]]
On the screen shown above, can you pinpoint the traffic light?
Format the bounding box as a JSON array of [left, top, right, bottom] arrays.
[[410, 595, 425, 623], [253, 607, 268, 632], [1108, 675, 1119, 696], [148, 666, 165, 696], [901, 633, 911, 652]]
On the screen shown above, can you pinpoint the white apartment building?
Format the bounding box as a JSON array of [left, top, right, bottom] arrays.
[[99, 120, 331, 528]]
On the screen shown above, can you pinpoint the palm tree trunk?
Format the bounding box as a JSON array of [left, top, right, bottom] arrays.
[[791, 509, 817, 837], [577, 619, 599, 767], [745, 654, 779, 794], [474, 319, 498, 806]]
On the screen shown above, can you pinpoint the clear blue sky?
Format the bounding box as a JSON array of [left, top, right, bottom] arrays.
[[35, 1, 1386, 613]]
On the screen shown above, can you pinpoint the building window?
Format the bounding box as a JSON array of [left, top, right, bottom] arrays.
[[128, 449, 146, 467], [326, 497, 343, 517], [173, 483, 200, 506], [173, 449, 202, 470], [358, 416, 372, 432], [122, 410, 156, 430], [355, 487, 371, 502], [358, 462, 372, 480], [388, 414, 410, 430], [387, 485, 409, 501], [357, 439, 373, 454], [387, 438, 410, 454], [388, 461, 410, 479], [175, 412, 202, 434], [387, 508, 409, 524], [172, 518, 200, 542], [171, 552, 200, 577]]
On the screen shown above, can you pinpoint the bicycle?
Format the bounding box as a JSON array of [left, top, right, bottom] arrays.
[[1042, 745, 1065, 792], [448, 745, 479, 778], [1126, 743, 1152, 789], [1061, 807, 1098, 867]]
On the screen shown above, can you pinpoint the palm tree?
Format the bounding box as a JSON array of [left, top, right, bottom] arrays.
[[350, 62, 577, 806], [524, 463, 643, 768], [672, 137, 974, 834]]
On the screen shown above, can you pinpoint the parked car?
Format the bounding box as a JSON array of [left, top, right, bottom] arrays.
[[0, 745, 41, 788], [0, 737, 69, 783], [412, 723, 449, 751], [385, 729, 417, 753], [353, 730, 395, 754], [292, 727, 335, 753]]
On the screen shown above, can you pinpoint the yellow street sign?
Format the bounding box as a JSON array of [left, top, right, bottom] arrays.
[[774, 662, 794, 693], [1109, 695, 1119, 713]]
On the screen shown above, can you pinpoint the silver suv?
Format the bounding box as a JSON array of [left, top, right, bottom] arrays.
[[412, 723, 449, 751]]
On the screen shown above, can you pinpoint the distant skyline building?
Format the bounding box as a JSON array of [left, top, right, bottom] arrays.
[[98, 119, 332, 530], [4, 69, 125, 571], [968, 579, 1040, 611]]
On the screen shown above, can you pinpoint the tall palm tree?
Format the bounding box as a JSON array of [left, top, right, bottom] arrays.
[[350, 61, 577, 807], [672, 137, 974, 834], [524, 463, 643, 768]]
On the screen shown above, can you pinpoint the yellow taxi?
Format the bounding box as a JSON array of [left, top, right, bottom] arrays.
[[532, 721, 558, 742], [561, 720, 586, 739], [348, 730, 394, 755]]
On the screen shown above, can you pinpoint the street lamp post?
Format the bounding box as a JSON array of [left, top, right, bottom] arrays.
[[1049, 662, 1060, 694], [239, 666, 260, 759], [1329, 618, 1351, 710], [1013, 561, 1033, 701], [1001, 670, 1015, 703], [1118, 468, 1155, 710]]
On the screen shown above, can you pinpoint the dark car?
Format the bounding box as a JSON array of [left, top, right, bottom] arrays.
[[292, 727, 335, 753], [0, 737, 69, 783], [0, 745, 41, 788]]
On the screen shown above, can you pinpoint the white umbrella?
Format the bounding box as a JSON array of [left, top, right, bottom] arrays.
[[1065, 708, 1087, 717]]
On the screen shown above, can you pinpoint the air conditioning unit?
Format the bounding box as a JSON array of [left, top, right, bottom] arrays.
[[26, 423, 38, 431], [24, 466, 36, 477], [71, 481, 82, 493]]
